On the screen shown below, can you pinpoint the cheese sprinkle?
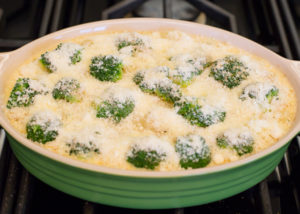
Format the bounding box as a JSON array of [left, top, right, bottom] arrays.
[[2, 30, 297, 171]]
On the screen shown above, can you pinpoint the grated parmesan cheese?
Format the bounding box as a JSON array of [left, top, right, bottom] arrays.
[[100, 85, 136, 104], [127, 136, 172, 158], [169, 54, 206, 82], [29, 111, 61, 133], [3, 30, 297, 171], [176, 135, 210, 160], [62, 127, 102, 156], [222, 127, 253, 147], [240, 82, 279, 106], [28, 79, 48, 93], [116, 32, 151, 55], [7, 78, 48, 109], [41, 43, 83, 72]]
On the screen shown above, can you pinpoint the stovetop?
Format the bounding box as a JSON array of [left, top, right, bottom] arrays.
[[0, 0, 300, 213]]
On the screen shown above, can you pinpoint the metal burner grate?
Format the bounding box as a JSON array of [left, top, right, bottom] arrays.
[[0, 0, 300, 213], [102, 0, 238, 32]]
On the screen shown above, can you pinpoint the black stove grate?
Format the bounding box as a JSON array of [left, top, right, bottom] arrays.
[[102, 0, 238, 32], [0, 0, 300, 213]]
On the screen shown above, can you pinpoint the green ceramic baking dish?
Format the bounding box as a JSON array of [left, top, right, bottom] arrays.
[[0, 18, 300, 209]]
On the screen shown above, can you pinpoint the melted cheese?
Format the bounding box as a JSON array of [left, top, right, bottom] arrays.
[[2, 30, 297, 171]]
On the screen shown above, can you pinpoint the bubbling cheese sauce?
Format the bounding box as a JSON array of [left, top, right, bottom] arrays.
[[2, 30, 297, 171]]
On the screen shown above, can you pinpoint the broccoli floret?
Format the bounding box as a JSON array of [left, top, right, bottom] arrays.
[[209, 56, 249, 88], [203, 61, 215, 69], [132, 72, 145, 85], [52, 78, 80, 102], [55, 43, 82, 64], [169, 54, 206, 87], [240, 83, 279, 104], [95, 86, 135, 123], [133, 67, 182, 103], [133, 66, 169, 84], [66, 139, 100, 156], [216, 129, 254, 156], [153, 83, 182, 103], [40, 53, 55, 73], [127, 149, 164, 170], [7, 78, 47, 109], [69, 49, 82, 65], [175, 135, 211, 169], [126, 137, 167, 169], [65, 129, 101, 157], [117, 39, 144, 51], [175, 97, 226, 127], [90, 55, 123, 82], [96, 99, 134, 123], [40, 43, 83, 72], [67, 141, 100, 156], [116, 32, 149, 55], [266, 88, 279, 103], [26, 112, 61, 144]]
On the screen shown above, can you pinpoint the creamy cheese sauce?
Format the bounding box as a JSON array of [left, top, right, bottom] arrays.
[[2, 31, 297, 171]]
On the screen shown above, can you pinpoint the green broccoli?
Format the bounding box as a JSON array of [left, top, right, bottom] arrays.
[[169, 55, 206, 87], [116, 32, 148, 55], [66, 140, 100, 157], [126, 138, 167, 169], [175, 97, 226, 127], [7, 78, 47, 109], [96, 97, 135, 123], [52, 78, 80, 102], [64, 129, 101, 157], [216, 129, 254, 156], [209, 56, 249, 88], [40, 43, 83, 72], [90, 55, 123, 82], [175, 135, 211, 169], [132, 71, 145, 85], [266, 88, 279, 103], [117, 38, 144, 51], [127, 149, 164, 170], [240, 83, 279, 104], [26, 112, 61, 144], [133, 67, 182, 103], [40, 53, 56, 73], [55, 43, 82, 64], [133, 66, 169, 84], [69, 50, 82, 65]]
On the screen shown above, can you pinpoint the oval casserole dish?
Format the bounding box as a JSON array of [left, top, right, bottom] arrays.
[[0, 18, 300, 209]]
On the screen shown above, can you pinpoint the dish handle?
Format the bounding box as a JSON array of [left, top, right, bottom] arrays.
[[288, 60, 300, 133], [290, 60, 300, 70], [0, 52, 11, 71], [0, 52, 11, 125], [0, 52, 11, 158]]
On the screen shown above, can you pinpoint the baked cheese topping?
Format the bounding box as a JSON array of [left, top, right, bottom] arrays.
[[2, 30, 297, 171]]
